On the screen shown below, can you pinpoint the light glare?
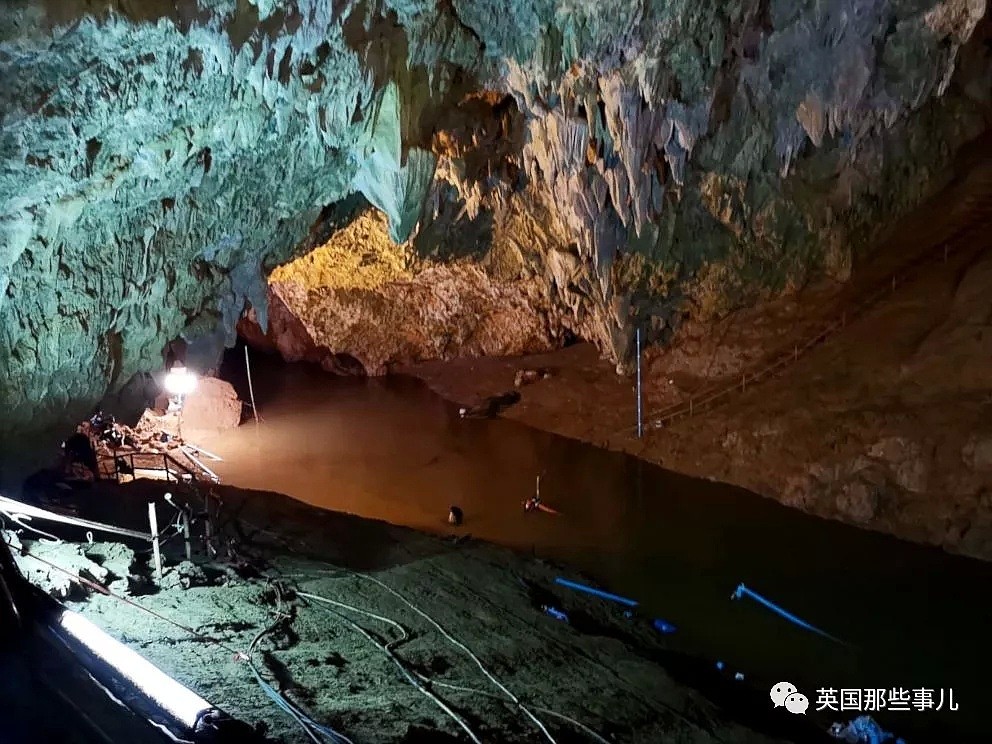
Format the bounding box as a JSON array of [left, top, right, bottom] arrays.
[[59, 609, 210, 729], [164, 365, 197, 396]]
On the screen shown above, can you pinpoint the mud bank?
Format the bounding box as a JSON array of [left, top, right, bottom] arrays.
[[7, 480, 827, 744]]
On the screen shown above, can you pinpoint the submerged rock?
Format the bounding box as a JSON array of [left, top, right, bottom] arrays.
[[514, 368, 552, 387], [458, 391, 522, 418]]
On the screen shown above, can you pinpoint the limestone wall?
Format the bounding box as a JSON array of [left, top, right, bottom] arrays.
[[1, 0, 990, 454]]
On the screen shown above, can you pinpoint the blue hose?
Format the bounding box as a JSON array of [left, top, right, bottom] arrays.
[[731, 583, 844, 644], [554, 578, 639, 608], [249, 663, 353, 744], [652, 619, 677, 634]]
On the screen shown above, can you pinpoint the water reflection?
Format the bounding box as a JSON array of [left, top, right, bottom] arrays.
[[204, 350, 992, 740]]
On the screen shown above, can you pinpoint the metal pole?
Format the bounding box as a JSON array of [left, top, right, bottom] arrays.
[[204, 505, 215, 558], [244, 345, 260, 428], [148, 501, 162, 580], [635, 328, 643, 439], [181, 511, 192, 562], [183, 442, 223, 462]]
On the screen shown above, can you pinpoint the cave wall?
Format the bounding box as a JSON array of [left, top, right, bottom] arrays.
[[1, 0, 990, 462], [429, 0, 992, 367]]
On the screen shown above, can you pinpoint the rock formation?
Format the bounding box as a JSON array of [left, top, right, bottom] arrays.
[[247, 209, 563, 373], [2, 0, 991, 473]]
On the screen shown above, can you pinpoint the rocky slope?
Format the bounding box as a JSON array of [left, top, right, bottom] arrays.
[[2, 1, 991, 473]]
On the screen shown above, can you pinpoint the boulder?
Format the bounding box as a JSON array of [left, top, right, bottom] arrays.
[[152, 377, 243, 435], [835, 478, 881, 523], [866, 436, 931, 493], [963, 435, 992, 471], [180, 378, 243, 434]]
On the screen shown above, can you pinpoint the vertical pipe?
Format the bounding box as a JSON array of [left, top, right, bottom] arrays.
[[204, 506, 214, 557], [148, 501, 162, 580], [635, 328, 643, 439], [181, 511, 191, 562], [244, 345, 260, 428]]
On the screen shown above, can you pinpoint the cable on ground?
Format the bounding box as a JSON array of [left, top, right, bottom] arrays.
[[299, 590, 482, 744], [352, 572, 559, 744], [244, 592, 354, 744]]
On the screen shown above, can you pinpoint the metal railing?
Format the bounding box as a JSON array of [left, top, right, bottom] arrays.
[[102, 449, 200, 484]]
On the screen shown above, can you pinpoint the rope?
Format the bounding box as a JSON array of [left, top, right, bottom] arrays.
[[246, 663, 324, 744], [300, 590, 482, 744], [298, 587, 621, 744], [3, 537, 245, 657], [352, 573, 559, 744], [244, 594, 354, 744], [4, 518, 603, 744], [3, 514, 63, 544], [241, 524, 566, 743], [416, 676, 611, 744]]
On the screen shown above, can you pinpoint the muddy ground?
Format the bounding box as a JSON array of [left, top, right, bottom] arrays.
[[5, 480, 836, 744], [401, 155, 992, 563]]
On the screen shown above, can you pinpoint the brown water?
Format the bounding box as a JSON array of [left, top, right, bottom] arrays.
[[203, 349, 992, 741]]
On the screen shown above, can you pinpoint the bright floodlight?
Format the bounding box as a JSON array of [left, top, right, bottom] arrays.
[[59, 609, 211, 728], [164, 364, 197, 397]]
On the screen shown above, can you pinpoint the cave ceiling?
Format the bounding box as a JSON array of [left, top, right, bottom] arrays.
[[1, 0, 990, 442]]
